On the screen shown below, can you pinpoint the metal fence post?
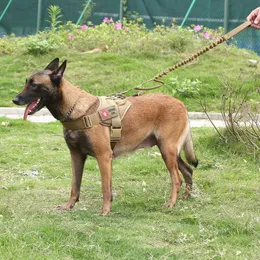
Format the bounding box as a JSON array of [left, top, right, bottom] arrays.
[[36, 0, 42, 32], [224, 0, 229, 33], [0, 0, 13, 22], [76, 0, 92, 25], [181, 0, 197, 27], [119, 0, 123, 21]]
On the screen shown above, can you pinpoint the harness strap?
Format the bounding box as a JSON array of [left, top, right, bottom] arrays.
[[62, 112, 102, 130], [62, 96, 132, 147], [99, 97, 123, 142]]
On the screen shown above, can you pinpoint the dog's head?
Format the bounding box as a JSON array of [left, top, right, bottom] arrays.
[[12, 58, 67, 120]]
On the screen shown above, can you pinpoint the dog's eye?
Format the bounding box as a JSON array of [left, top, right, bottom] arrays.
[[30, 83, 37, 89], [29, 79, 38, 89]]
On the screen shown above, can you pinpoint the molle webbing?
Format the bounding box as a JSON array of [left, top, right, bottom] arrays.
[[62, 96, 132, 143]]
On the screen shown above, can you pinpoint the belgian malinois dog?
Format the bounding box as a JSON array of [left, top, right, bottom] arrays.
[[13, 58, 198, 215]]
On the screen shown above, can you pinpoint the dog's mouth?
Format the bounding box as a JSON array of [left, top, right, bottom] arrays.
[[24, 98, 45, 120]]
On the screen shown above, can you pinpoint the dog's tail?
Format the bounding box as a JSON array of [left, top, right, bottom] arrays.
[[182, 124, 198, 168]]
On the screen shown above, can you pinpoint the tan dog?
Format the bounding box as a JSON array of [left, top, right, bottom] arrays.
[[13, 58, 198, 215]]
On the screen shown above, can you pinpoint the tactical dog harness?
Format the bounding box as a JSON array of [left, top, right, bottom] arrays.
[[62, 96, 132, 145]]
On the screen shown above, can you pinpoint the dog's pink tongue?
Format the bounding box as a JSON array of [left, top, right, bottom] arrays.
[[23, 100, 38, 120]]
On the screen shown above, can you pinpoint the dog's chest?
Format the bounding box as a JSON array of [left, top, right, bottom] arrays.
[[64, 130, 95, 156]]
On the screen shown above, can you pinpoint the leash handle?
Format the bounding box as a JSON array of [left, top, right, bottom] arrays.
[[224, 20, 252, 40]]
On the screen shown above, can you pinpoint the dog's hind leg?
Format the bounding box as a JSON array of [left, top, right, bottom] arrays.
[[159, 144, 182, 208], [96, 151, 113, 216], [178, 156, 193, 199], [57, 150, 86, 210]]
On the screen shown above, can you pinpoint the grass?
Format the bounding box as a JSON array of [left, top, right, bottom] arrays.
[[0, 118, 259, 259]]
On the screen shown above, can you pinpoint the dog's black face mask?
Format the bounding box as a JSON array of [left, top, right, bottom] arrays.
[[12, 58, 66, 120]]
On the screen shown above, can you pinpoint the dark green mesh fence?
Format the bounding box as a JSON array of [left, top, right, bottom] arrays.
[[0, 0, 260, 53]]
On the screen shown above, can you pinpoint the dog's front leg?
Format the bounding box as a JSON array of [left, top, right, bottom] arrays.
[[96, 151, 113, 216], [57, 149, 86, 210]]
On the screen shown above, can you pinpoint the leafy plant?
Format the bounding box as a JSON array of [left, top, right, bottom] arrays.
[[22, 5, 64, 54], [122, 0, 143, 24], [47, 5, 63, 32], [23, 32, 62, 55], [167, 77, 201, 97], [0, 35, 17, 55], [80, 0, 96, 25]]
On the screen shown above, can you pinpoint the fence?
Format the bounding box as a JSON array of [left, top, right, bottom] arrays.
[[0, 0, 260, 53]]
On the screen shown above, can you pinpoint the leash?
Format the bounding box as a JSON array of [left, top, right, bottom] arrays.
[[116, 20, 252, 96]]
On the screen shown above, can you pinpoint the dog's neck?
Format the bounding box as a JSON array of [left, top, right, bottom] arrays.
[[47, 78, 98, 121]]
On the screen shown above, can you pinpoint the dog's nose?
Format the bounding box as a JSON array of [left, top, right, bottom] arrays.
[[12, 96, 20, 105]]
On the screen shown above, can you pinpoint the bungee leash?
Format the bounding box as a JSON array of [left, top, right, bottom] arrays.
[[115, 20, 252, 97]]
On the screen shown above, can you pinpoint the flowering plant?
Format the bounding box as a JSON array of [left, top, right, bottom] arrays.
[[191, 24, 224, 41]]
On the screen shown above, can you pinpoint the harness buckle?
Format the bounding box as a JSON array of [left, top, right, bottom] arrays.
[[83, 115, 92, 128], [110, 126, 122, 142]]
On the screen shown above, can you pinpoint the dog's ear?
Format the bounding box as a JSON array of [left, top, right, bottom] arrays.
[[50, 60, 67, 85], [45, 58, 60, 71]]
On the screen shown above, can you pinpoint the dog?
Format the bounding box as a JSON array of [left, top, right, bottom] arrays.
[[13, 58, 198, 215]]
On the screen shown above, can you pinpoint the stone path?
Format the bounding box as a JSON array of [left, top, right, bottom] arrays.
[[0, 107, 226, 128]]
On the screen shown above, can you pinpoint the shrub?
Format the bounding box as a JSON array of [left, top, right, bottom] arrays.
[[22, 32, 64, 55], [201, 73, 260, 160], [0, 35, 18, 55], [166, 77, 201, 97]]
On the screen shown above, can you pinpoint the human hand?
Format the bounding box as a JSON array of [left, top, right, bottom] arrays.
[[247, 7, 260, 29]]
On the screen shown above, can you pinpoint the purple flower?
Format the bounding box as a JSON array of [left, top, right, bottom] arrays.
[[203, 32, 210, 39], [81, 24, 88, 31], [103, 17, 109, 23], [194, 25, 202, 32], [68, 33, 73, 40], [109, 17, 114, 23], [114, 22, 122, 30]]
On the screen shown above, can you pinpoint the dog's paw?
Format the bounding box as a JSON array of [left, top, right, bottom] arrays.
[[182, 192, 191, 200], [56, 204, 74, 211], [163, 200, 176, 208], [182, 184, 192, 200], [98, 209, 110, 216]]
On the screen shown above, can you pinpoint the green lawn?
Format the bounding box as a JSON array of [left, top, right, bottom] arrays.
[[0, 119, 259, 259]]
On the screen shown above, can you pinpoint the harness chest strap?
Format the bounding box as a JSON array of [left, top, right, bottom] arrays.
[[62, 96, 132, 142]]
